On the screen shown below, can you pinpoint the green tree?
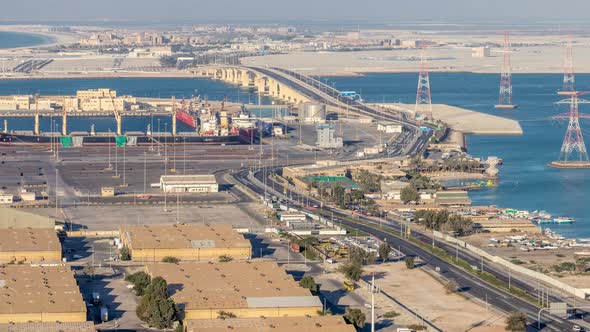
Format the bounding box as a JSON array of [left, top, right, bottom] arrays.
[[378, 242, 392, 263], [120, 246, 131, 261], [148, 297, 178, 329], [344, 307, 366, 328], [125, 271, 151, 296], [505, 312, 527, 332], [162, 256, 180, 264], [135, 276, 178, 329], [405, 256, 415, 269], [332, 185, 346, 207], [400, 186, 419, 204], [299, 276, 319, 294], [338, 262, 363, 282]]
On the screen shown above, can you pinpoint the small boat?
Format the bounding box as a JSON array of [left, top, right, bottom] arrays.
[[553, 217, 575, 224]]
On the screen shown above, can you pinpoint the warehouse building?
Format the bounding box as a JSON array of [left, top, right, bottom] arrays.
[[0, 228, 61, 263], [0, 322, 95, 332], [185, 315, 356, 332], [147, 261, 322, 320], [119, 224, 251, 261], [160, 175, 219, 193], [0, 265, 87, 323]]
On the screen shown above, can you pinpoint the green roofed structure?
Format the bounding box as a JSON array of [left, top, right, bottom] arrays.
[[304, 176, 360, 189]]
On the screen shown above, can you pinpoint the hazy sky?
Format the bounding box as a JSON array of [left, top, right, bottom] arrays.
[[2, 0, 590, 23]]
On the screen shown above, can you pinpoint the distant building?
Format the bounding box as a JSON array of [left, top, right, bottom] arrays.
[[316, 124, 343, 148], [146, 261, 322, 320], [101, 187, 116, 197], [377, 121, 403, 134], [472, 46, 491, 58], [0, 265, 86, 323], [119, 224, 251, 261], [0, 194, 14, 204], [159, 174, 219, 193]]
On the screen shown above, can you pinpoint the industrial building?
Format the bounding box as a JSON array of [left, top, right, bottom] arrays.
[[377, 121, 402, 134], [316, 124, 343, 148], [119, 224, 251, 261], [146, 260, 322, 320], [184, 315, 356, 332], [0, 228, 61, 263], [159, 175, 219, 193], [0, 265, 87, 323]]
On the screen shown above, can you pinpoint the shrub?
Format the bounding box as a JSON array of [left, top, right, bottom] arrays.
[[120, 246, 131, 261], [405, 256, 415, 269], [344, 308, 366, 328], [162, 256, 180, 264], [338, 262, 363, 282], [219, 255, 233, 262], [383, 310, 400, 318], [299, 276, 319, 294]]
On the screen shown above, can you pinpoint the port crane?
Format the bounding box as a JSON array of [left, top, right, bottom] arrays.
[[108, 90, 122, 136]]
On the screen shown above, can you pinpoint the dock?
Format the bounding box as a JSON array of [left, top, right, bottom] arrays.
[[547, 161, 590, 169], [375, 103, 523, 135]]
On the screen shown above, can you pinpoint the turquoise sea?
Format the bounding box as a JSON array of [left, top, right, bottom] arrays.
[[326, 72, 590, 239], [0, 31, 53, 49]]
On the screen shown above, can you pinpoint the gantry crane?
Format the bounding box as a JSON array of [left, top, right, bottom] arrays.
[[108, 90, 122, 136]]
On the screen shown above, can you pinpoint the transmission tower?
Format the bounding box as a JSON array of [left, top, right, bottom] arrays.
[[415, 42, 432, 120], [495, 32, 517, 109], [561, 35, 575, 94], [552, 91, 590, 162]]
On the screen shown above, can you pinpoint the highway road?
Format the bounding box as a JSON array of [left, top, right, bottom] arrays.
[[246, 66, 431, 158], [232, 167, 581, 331]]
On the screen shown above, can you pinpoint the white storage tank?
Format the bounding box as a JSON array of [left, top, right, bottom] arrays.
[[298, 102, 326, 123]]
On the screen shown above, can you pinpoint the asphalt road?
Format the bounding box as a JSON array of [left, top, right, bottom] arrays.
[[233, 168, 579, 331]]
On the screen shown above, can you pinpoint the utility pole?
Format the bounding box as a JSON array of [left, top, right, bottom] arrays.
[[371, 274, 376, 332], [143, 152, 147, 193]]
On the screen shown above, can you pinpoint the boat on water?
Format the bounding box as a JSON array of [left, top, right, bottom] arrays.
[[553, 217, 575, 224], [176, 110, 196, 128]]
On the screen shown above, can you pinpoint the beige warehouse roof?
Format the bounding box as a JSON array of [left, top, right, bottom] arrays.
[[185, 315, 356, 332], [147, 261, 318, 310], [120, 224, 250, 250], [0, 228, 60, 253], [0, 322, 95, 332], [0, 208, 55, 229], [0, 265, 85, 315]]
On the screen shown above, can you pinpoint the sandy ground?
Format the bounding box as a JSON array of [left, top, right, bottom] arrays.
[[364, 262, 507, 332], [243, 43, 590, 76], [382, 103, 522, 135]]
